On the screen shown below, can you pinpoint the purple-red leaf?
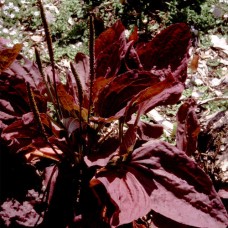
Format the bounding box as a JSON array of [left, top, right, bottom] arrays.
[[62, 117, 80, 137], [125, 73, 184, 117], [136, 23, 191, 76], [22, 141, 62, 162], [0, 53, 47, 133], [127, 115, 163, 142], [95, 31, 127, 78], [57, 83, 78, 112], [84, 137, 119, 167], [124, 43, 143, 71], [56, 83, 87, 120], [137, 121, 163, 141], [95, 20, 125, 58], [0, 43, 22, 73], [119, 124, 137, 155], [94, 169, 152, 227], [94, 140, 228, 227], [1, 112, 41, 153], [92, 77, 113, 104], [176, 98, 200, 156], [94, 70, 160, 118], [127, 116, 163, 141]]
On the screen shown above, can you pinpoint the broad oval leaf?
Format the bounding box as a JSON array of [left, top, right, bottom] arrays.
[[94, 70, 160, 118], [94, 168, 153, 227], [95, 20, 125, 58], [94, 140, 228, 227], [1, 112, 41, 153], [57, 84, 77, 111], [137, 121, 164, 141], [132, 141, 228, 228], [124, 73, 184, 118], [136, 23, 191, 75], [95, 31, 127, 78]]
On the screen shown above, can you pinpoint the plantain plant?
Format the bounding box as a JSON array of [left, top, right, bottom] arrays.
[[0, 0, 228, 227]]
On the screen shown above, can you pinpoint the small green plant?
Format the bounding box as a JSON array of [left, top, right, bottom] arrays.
[[160, 0, 227, 33]]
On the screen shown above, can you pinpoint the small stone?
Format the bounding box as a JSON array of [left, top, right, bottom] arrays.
[[31, 35, 43, 42], [147, 109, 164, 123], [210, 78, 221, 87], [192, 91, 202, 99], [162, 120, 173, 131], [220, 145, 225, 151], [214, 90, 223, 96], [194, 78, 204, 86]]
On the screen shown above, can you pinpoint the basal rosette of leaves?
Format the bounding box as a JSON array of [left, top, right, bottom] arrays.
[[0, 1, 228, 227]]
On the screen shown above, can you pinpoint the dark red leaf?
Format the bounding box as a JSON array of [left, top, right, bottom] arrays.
[[127, 116, 163, 141], [92, 77, 113, 104], [21, 55, 46, 91], [0, 112, 61, 158], [119, 124, 137, 155], [84, 137, 119, 167], [62, 117, 80, 137], [136, 23, 191, 79], [89, 116, 119, 124], [94, 70, 160, 118], [74, 52, 90, 89], [19, 138, 62, 162], [94, 140, 228, 227], [138, 122, 163, 141], [132, 141, 228, 227], [124, 43, 143, 71], [0, 99, 20, 123], [95, 20, 125, 58], [0, 43, 22, 73], [0, 54, 47, 132], [176, 98, 200, 156], [125, 73, 184, 117], [57, 83, 80, 113], [1, 112, 40, 153], [94, 168, 153, 227], [95, 31, 127, 78], [150, 210, 194, 228], [65, 69, 79, 104], [3, 56, 46, 92]]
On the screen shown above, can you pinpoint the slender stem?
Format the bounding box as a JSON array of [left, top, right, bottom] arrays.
[[26, 83, 62, 159], [70, 62, 83, 155], [35, 47, 55, 105], [37, 0, 62, 122], [119, 117, 124, 144], [87, 14, 95, 124]]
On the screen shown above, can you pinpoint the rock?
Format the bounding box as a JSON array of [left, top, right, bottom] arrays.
[[147, 109, 164, 123], [211, 78, 221, 87], [210, 35, 228, 55]]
